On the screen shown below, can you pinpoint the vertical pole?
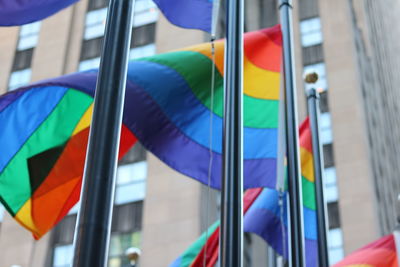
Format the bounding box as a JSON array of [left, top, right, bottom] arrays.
[[307, 88, 330, 267], [278, 1, 305, 266], [72, 0, 134, 266], [219, 0, 244, 265]]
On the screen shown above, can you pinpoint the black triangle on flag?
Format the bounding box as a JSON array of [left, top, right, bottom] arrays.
[[27, 142, 67, 194]]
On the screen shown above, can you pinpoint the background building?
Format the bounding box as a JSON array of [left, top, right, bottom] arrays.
[[0, 0, 399, 266]]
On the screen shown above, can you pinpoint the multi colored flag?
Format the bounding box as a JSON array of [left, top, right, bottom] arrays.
[[170, 118, 319, 267], [0, 0, 78, 26], [0, 26, 281, 237], [169, 188, 263, 267], [333, 234, 398, 267], [129, 25, 282, 190]]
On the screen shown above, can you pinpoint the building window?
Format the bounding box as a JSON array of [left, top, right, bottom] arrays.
[[78, 57, 101, 71], [323, 143, 335, 168], [300, 17, 323, 47], [53, 244, 74, 267], [320, 112, 333, 145], [319, 90, 329, 113], [129, 43, 156, 60], [12, 48, 34, 71], [133, 0, 158, 27], [327, 202, 341, 229], [8, 69, 32, 90], [0, 204, 4, 222], [84, 8, 108, 40], [303, 62, 327, 91], [324, 167, 338, 203], [115, 161, 147, 205], [80, 37, 104, 61], [109, 232, 141, 267], [88, 0, 108, 11], [17, 22, 41, 50], [328, 228, 344, 264], [131, 23, 156, 49]]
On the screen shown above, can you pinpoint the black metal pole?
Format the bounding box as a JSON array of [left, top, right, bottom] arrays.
[[307, 88, 330, 267], [219, 0, 244, 265], [72, 0, 134, 266], [278, 1, 306, 266]]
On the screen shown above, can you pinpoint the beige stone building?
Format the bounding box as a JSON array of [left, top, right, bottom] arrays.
[[0, 0, 400, 266]]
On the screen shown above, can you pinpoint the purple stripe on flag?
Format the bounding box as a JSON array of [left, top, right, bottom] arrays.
[[153, 0, 213, 32], [123, 78, 277, 189], [0, 0, 78, 26], [1, 69, 277, 189]]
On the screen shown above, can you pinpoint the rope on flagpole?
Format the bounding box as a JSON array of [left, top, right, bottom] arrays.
[[203, 38, 217, 267]]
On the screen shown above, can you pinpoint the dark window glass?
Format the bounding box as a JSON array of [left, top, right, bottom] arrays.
[[111, 201, 143, 233], [88, 0, 108, 11], [80, 37, 104, 61], [302, 44, 324, 65], [52, 215, 77, 245], [327, 202, 341, 229], [259, 0, 278, 28], [131, 23, 156, 48], [319, 90, 329, 113], [119, 143, 146, 165], [299, 0, 319, 20], [12, 48, 33, 71], [323, 143, 335, 168]]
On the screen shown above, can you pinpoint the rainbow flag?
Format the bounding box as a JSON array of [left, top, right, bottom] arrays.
[[170, 188, 263, 267], [129, 25, 282, 189], [170, 118, 319, 267], [333, 234, 398, 267], [0, 0, 78, 26], [0, 71, 137, 238], [153, 0, 214, 32], [0, 26, 282, 238]]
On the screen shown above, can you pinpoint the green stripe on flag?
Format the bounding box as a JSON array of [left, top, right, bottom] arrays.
[[0, 89, 92, 215]]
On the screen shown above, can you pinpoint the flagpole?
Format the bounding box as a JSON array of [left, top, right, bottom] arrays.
[[278, 1, 306, 266], [220, 0, 244, 265], [72, 0, 134, 266], [306, 78, 330, 266]]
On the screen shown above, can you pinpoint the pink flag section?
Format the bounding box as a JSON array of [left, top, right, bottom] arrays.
[[333, 234, 398, 267]]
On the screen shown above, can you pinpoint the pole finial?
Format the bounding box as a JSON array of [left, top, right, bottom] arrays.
[[304, 72, 319, 84]]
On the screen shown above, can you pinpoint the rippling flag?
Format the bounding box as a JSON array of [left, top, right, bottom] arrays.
[[153, 0, 214, 32], [170, 118, 318, 267], [170, 188, 263, 267], [0, 0, 78, 26], [129, 25, 282, 189], [244, 118, 318, 266], [0, 25, 281, 238], [333, 234, 398, 267], [0, 71, 137, 238]]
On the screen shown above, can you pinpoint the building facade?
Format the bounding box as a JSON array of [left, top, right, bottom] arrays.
[[0, 0, 399, 266]]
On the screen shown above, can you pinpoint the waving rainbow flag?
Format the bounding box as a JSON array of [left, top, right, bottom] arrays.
[[333, 234, 398, 267], [0, 25, 282, 238], [170, 118, 319, 267], [129, 25, 282, 189], [0, 0, 78, 26]]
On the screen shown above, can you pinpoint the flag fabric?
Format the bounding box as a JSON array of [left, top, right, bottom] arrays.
[[170, 118, 319, 267], [0, 71, 137, 238], [333, 234, 398, 267], [0, 25, 281, 238], [129, 25, 282, 190], [244, 118, 318, 266], [153, 0, 214, 32], [170, 188, 263, 267], [0, 0, 78, 26]]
